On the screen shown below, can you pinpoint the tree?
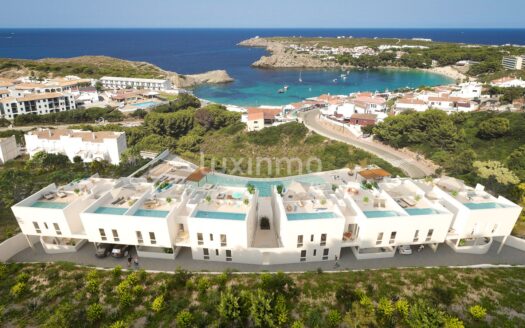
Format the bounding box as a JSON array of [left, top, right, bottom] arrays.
[[170, 93, 201, 111], [477, 117, 510, 139], [473, 161, 520, 186], [507, 145, 525, 179]]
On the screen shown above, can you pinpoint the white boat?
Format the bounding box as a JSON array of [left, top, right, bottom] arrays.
[[299, 71, 303, 83], [333, 78, 338, 83], [284, 85, 289, 91]]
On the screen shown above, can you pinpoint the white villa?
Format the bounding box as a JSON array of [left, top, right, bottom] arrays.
[[25, 128, 127, 165], [10, 159, 522, 264], [100, 77, 172, 91]]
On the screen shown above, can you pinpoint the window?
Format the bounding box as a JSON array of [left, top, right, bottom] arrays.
[[300, 250, 307, 262], [209, 233, 214, 241], [136, 231, 144, 244], [426, 229, 434, 242], [320, 234, 327, 246], [376, 232, 384, 245], [413, 230, 419, 242], [179, 224, 185, 232], [44, 222, 48, 230], [112, 229, 119, 242], [322, 248, 329, 260], [226, 250, 232, 261], [220, 234, 227, 247], [389, 231, 397, 244], [99, 228, 107, 241], [203, 248, 209, 260], [53, 223, 62, 236], [297, 235, 304, 248], [33, 222, 41, 234], [313, 249, 317, 256], [197, 233, 204, 245], [149, 232, 157, 245], [215, 249, 219, 256], [310, 234, 314, 242]]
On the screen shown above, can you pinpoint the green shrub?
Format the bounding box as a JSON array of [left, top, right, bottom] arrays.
[[10, 282, 27, 298], [477, 117, 510, 139], [444, 316, 465, 328], [112, 265, 122, 278], [197, 276, 211, 293], [109, 320, 127, 328], [86, 303, 103, 323], [151, 295, 165, 313], [395, 299, 409, 318], [469, 305, 487, 321], [326, 309, 342, 328], [16, 272, 30, 283], [86, 279, 99, 295], [176, 310, 194, 328], [291, 321, 305, 328]]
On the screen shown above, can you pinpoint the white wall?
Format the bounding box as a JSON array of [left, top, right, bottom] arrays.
[[0, 136, 19, 164], [0, 233, 39, 262]]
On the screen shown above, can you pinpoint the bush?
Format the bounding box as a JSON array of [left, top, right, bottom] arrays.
[[197, 276, 211, 293], [112, 265, 122, 278], [444, 316, 465, 328], [86, 279, 99, 295], [151, 295, 165, 313], [176, 310, 194, 328], [109, 320, 127, 328], [291, 321, 305, 328], [10, 282, 27, 298], [86, 303, 104, 323], [477, 117, 510, 139], [469, 305, 487, 321], [326, 310, 342, 328], [16, 272, 30, 283], [173, 267, 192, 287]]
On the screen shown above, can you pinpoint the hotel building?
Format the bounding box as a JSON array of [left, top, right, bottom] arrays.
[[25, 128, 127, 165], [99, 77, 172, 91], [0, 92, 76, 119], [502, 55, 525, 70], [10, 159, 522, 264]]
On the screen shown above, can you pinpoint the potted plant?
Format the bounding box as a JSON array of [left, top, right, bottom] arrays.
[[243, 198, 249, 205], [276, 184, 284, 195], [205, 195, 211, 203], [166, 197, 172, 204], [363, 196, 369, 204], [246, 183, 255, 195], [451, 190, 459, 197], [320, 198, 327, 205], [74, 188, 80, 195]]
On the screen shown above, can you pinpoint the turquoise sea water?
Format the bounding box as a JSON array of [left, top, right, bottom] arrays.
[[30, 201, 68, 209]]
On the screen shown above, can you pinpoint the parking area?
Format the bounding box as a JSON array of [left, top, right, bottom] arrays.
[[8, 241, 525, 273]]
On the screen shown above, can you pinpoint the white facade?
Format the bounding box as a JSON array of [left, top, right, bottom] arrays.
[[491, 77, 525, 88], [10, 166, 522, 264], [100, 76, 172, 91], [502, 56, 524, 70], [0, 136, 19, 164], [25, 129, 127, 165], [0, 92, 76, 120]]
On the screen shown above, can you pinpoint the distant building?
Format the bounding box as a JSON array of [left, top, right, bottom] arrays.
[[0, 136, 19, 164], [501, 56, 524, 70], [348, 113, 377, 126], [0, 92, 76, 120], [395, 98, 429, 113], [25, 129, 127, 165], [428, 96, 477, 113], [100, 77, 172, 91], [491, 77, 525, 88], [245, 107, 283, 131]]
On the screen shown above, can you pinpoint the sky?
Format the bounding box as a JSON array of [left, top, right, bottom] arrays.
[[0, 0, 524, 28]]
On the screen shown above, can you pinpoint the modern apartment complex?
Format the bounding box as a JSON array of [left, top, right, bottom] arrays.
[[99, 76, 172, 91], [502, 55, 525, 70], [0, 92, 76, 119], [10, 159, 522, 264], [25, 128, 127, 165]]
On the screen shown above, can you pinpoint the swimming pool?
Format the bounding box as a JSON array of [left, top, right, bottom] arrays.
[[31, 201, 68, 209], [134, 209, 169, 218], [133, 101, 159, 109], [287, 212, 335, 221], [194, 210, 246, 221], [200, 174, 326, 197], [405, 208, 442, 216], [94, 207, 128, 215], [363, 210, 400, 218], [464, 202, 507, 210]]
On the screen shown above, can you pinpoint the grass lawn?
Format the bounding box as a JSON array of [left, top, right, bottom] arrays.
[[0, 262, 523, 327]]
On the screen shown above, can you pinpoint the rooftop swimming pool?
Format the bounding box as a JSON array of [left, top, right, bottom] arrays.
[[134, 209, 169, 218], [200, 174, 326, 197], [287, 212, 335, 221], [133, 101, 159, 109], [363, 210, 400, 218], [94, 207, 127, 215], [30, 201, 68, 209], [405, 208, 443, 216], [464, 202, 507, 210], [194, 210, 246, 221]]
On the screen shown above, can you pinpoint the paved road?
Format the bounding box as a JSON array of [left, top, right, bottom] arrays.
[[299, 110, 433, 178], [8, 241, 525, 273]]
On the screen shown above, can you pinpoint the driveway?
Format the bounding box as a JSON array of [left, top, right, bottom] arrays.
[[299, 110, 435, 178], [8, 241, 525, 273]]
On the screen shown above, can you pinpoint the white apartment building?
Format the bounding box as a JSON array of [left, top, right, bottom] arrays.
[[394, 98, 429, 113], [100, 77, 172, 91], [501, 55, 524, 70], [491, 77, 525, 88], [0, 92, 76, 119], [0, 136, 19, 164], [428, 96, 477, 112], [25, 128, 127, 165], [9, 163, 522, 264]]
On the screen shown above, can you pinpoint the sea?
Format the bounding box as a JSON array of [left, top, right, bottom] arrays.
[[1, 28, 524, 106]]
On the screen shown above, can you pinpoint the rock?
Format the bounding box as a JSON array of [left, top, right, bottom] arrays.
[[169, 70, 234, 88]]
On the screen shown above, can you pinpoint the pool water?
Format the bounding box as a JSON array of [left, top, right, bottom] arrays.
[[200, 174, 326, 197], [133, 101, 159, 109], [405, 208, 442, 216], [363, 210, 400, 218], [464, 202, 507, 210], [94, 207, 128, 215], [287, 212, 335, 221], [194, 210, 246, 221], [31, 201, 68, 209], [134, 209, 169, 218]]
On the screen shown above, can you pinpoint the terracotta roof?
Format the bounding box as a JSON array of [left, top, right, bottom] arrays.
[[28, 129, 121, 143], [351, 113, 377, 120], [0, 90, 9, 95], [396, 98, 426, 105], [14, 83, 46, 90], [429, 96, 469, 103], [491, 77, 514, 84], [0, 81, 14, 87], [246, 107, 281, 120], [354, 96, 386, 105], [17, 92, 66, 102], [358, 168, 391, 180], [247, 112, 265, 121]]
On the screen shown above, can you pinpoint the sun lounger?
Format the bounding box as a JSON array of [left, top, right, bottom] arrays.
[[43, 192, 55, 200], [57, 191, 67, 198], [401, 197, 416, 207]]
